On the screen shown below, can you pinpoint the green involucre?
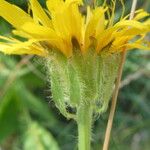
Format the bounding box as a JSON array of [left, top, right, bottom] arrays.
[[46, 49, 121, 119]]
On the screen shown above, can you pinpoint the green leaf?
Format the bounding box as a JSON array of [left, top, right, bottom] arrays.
[[0, 91, 22, 143], [14, 81, 59, 129], [23, 122, 60, 150]]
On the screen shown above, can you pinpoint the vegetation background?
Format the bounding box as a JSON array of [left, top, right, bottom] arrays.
[[0, 0, 150, 150]]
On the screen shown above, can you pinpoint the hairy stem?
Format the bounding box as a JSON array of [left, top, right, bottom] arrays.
[[77, 104, 93, 150]]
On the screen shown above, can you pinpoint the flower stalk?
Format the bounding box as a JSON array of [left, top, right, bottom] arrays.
[[77, 104, 93, 150]]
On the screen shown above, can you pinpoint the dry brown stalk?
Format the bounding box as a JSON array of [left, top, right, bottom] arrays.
[[102, 0, 138, 150]]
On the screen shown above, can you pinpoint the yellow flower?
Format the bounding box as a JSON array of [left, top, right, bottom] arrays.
[[0, 0, 149, 57]]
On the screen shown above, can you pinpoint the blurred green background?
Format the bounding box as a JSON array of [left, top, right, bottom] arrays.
[[0, 0, 150, 150]]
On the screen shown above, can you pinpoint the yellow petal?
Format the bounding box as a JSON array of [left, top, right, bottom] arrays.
[[0, 39, 48, 56], [21, 22, 57, 39], [0, 0, 33, 28], [85, 7, 105, 50], [143, 19, 150, 29], [30, 0, 52, 27], [96, 28, 114, 52], [113, 28, 147, 37], [46, 0, 64, 13], [115, 20, 147, 30], [66, 1, 84, 48], [47, 0, 82, 55], [47, 0, 70, 40], [134, 10, 150, 21], [126, 43, 150, 51], [65, 0, 83, 5], [0, 35, 16, 43], [20, 22, 72, 55], [12, 30, 32, 39], [109, 36, 129, 52]]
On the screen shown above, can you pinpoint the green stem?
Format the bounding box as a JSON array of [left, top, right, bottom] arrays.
[[77, 104, 93, 150]]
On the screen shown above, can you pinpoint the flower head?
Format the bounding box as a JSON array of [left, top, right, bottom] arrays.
[[0, 0, 150, 117], [0, 0, 149, 57]]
